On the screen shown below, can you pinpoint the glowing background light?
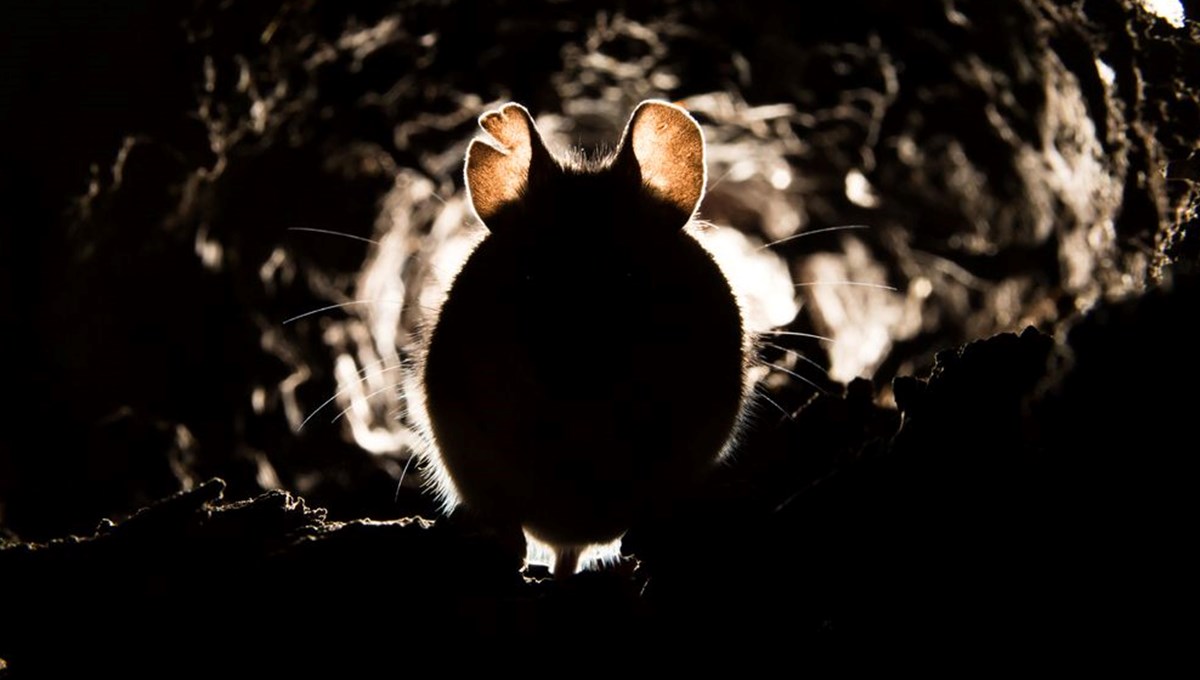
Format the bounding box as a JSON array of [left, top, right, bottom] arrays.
[[1138, 0, 1185, 27]]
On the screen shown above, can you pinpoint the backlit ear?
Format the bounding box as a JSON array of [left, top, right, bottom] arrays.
[[464, 103, 553, 225], [616, 100, 707, 227]]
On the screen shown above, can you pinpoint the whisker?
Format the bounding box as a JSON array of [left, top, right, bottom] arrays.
[[765, 362, 827, 395], [297, 363, 404, 431], [752, 384, 794, 421], [283, 299, 404, 325], [794, 281, 897, 291], [756, 224, 870, 251], [758, 330, 837, 343], [706, 164, 738, 193], [762, 342, 830, 376], [395, 453, 417, 502], [287, 227, 380, 246], [331, 382, 403, 424]]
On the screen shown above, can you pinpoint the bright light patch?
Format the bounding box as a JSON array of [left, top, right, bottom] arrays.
[[316, 171, 449, 460], [912, 276, 933, 299], [254, 452, 282, 490], [799, 240, 921, 383], [1138, 0, 1185, 27], [330, 352, 408, 455], [769, 166, 792, 190], [419, 225, 482, 318], [1095, 59, 1116, 87], [251, 386, 266, 414], [844, 169, 880, 208], [690, 225, 799, 333], [194, 224, 224, 271]]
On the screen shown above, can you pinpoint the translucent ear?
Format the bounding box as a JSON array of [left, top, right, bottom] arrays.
[[616, 100, 707, 227], [464, 103, 553, 225]]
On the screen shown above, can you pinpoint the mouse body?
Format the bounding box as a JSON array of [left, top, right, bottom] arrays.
[[414, 101, 747, 575]]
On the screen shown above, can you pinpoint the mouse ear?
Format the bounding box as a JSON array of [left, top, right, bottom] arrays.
[[615, 100, 707, 228], [465, 103, 554, 227]]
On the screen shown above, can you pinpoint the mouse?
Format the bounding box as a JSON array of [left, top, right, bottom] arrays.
[[407, 100, 749, 577]]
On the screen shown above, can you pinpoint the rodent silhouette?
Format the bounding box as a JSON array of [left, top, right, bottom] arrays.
[[413, 100, 747, 577]]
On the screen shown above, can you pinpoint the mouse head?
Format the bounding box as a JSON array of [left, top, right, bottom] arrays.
[[464, 100, 707, 237]]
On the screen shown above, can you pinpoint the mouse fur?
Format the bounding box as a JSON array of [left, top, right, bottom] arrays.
[[409, 100, 749, 576]]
